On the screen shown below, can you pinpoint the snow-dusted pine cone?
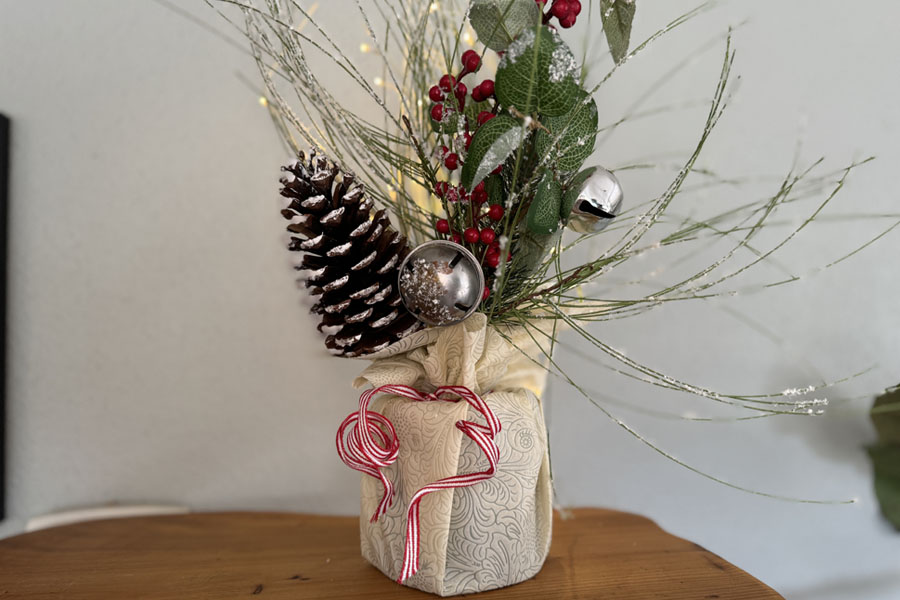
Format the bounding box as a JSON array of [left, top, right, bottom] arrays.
[[279, 150, 422, 356]]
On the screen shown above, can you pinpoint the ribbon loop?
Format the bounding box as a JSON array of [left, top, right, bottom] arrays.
[[335, 384, 501, 582]]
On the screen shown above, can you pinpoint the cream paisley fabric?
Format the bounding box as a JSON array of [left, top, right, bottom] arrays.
[[352, 313, 552, 596]]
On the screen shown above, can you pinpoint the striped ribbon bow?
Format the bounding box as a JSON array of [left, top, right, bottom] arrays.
[[336, 384, 501, 583]]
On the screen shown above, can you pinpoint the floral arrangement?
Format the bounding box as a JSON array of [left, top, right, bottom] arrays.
[[210, 0, 895, 593]]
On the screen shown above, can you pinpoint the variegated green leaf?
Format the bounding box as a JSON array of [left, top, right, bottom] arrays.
[[526, 170, 562, 234], [461, 115, 525, 190], [468, 0, 541, 52], [494, 26, 580, 117], [560, 167, 597, 221], [600, 0, 636, 64], [535, 92, 598, 172]]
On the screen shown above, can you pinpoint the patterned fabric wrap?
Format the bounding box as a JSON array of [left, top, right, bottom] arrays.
[[352, 313, 552, 596]]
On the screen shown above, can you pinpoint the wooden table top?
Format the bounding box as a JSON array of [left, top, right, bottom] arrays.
[[0, 508, 782, 599]]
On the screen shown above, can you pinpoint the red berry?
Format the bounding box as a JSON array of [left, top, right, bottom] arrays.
[[464, 132, 473, 149], [570, 0, 581, 15], [430, 104, 444, 121], [472, 189, 488, 204], [439, 74, 456, 92], [452, 232, 462, 244], [480, 228, 496, 244], [485, 252, 500, 268], [434, 181, 448, 197], [477, 111, 495, 126], [446, 187, 460, 202], [474, 181, 486, 193], [464, 227, 480, 244], [551, 0, 570, 19], [488, 204, 504, 220], [479, 79, 494, 97], [462, 50, 481, 73], [491, 164, 503, 175], [455, 83, 468, 101], [429, 85, 445, 102], [436, 219, 450, 234], [471, 86, 485, 102], [444, 153, 459, 170], [560, 13, 576, 28], [482, 285, 490, 301]]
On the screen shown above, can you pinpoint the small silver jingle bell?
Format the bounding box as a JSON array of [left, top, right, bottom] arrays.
[[568, 166, 624, 234], [398, 240, 485, 327]]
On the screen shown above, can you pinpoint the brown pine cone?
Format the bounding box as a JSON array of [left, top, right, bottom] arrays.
[[279, 150, 422, 356]]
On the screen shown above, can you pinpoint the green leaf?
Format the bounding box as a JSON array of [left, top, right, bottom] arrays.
[[535, 92, 598, 172], [468, 0, 541, 52], [600, 0, 636, 64], [526, 170, 562, 234], [560, 167, 597, 221], [429, 108, 465, 134], [868, 385, 900, 529], [461, 115, 525, 190], [494, 26, 580, 117], [508, 228, 561, 283], [464, 99, 492, 127], [872, 386, 900, 444], [485, 174, 506, 206], [868, 444, 900, 530]]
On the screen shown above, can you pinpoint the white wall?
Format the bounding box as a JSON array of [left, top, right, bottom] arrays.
[[1, 1, 899, 598]]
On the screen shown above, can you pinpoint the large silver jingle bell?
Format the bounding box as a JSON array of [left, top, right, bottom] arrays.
[[398, 240, 485, 327], [567, 167, 624, 234]]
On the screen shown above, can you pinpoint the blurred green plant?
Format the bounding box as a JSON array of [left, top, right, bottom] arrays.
[[869, 386, 900, 529]]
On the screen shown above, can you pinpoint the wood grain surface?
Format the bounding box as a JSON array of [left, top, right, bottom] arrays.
[[0, 508, 782, 599]]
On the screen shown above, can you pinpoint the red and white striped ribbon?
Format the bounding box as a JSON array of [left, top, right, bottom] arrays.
[[335, 384, 501, 583]]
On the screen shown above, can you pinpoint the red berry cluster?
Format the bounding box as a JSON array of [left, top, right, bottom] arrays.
[[427, 49, 512, 298], [428, 50, 501, 175], [537, 0, 582, 28]]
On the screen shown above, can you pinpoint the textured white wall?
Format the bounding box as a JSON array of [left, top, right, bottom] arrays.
[[1, 1, 899, 598]]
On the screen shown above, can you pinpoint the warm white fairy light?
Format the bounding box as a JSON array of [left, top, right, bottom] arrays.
[[463, 31, 474, 46], [429, 2, 439, 12], [373, 76, 384, 87], [258, 96, 269, 107], [359, 42, 371, 53]]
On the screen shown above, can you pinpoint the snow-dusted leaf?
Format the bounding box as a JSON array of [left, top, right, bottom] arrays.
[[600, 0, 636, 64], [526, 170, 562, 234], [461, 115, 526, 190], [494, 26, 580, 117], [468, 0, 541, 52], [535, 92, 598, 171]]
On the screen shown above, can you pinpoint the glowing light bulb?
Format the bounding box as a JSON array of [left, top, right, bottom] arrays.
[[258, 96, 269, 107], [373, 76, 384, 87], [359, 42, 371, 53]]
